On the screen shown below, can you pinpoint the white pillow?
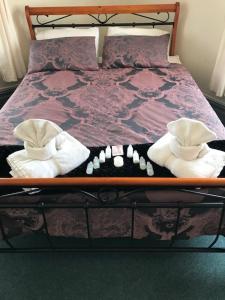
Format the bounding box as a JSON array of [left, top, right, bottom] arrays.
[[107, 27, 169, 37], [35, 27, 99, 56]]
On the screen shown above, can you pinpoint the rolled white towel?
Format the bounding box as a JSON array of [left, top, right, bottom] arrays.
[[167, 118, 216, 161], [147, 118, 225, 178], [169, 136, 210, 161], [14, 119, 63, 160], [7, 119, 90, 178], [7, 131, 90, 178]]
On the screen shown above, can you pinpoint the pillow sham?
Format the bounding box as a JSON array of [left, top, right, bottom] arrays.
[[35, 27, 99, 56], [28, 36, 99, 73], [102, 35, 170, 69], [107, 27, 171, 56]]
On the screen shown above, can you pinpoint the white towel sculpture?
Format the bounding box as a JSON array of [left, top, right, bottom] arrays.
[[147, 118, 225, 178], [7, 119, 90, 178]]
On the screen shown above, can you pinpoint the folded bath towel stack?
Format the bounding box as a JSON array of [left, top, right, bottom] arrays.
[[147, 118, 225, 178], [7, 119, 90, 178]]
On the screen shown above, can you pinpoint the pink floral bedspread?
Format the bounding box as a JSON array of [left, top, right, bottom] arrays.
[[0, 65, 224, 146]]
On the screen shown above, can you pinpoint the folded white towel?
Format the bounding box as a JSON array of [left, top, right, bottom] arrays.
[[147, 118, 225, 178], [14, 119, 63, 160], [167, 118, 216, 161], [7, 120, 90, 178]]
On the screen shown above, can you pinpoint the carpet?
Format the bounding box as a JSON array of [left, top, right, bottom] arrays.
[[0, 236, 225, 300]]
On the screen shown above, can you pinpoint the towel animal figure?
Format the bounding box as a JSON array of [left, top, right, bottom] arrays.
[[7, 119, 90, 178], [147, 118, 225, 178]]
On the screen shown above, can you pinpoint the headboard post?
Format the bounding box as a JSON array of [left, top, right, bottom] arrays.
[[170, 2, 180, 55], [25, 6, 36, 40]]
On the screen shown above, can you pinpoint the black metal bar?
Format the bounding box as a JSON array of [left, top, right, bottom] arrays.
[[85, 202, 91, 246], [0, 217, 14, 249], [32, 21, 174, 28], [0, 246, 225, 253], [180, 189, 225, 201], [40, 202, 54, 249], [208, 202, 225, 248], [169, 206, 181, 247], [0, 190, 30, 200], [79, 190, 98, 201], [0, 202, 224, 209]]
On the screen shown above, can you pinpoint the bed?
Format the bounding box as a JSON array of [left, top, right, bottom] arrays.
[[0, 3, 225, 253]]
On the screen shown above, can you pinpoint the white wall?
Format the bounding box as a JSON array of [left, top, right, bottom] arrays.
[[8, 0, 225, 94]]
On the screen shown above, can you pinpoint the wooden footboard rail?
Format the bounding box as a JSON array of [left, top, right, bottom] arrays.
[[0, 177, 225, 253], [1, 177, 225, 187]]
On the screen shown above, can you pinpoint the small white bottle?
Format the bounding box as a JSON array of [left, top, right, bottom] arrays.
[[147, 161, 154, 176], [133, 150, 139, 164], [127, 145, 134, 158], [139, 156, 146, 170], [99, 150, 106, 163], [105, 145, 112, 159], [86, 162, 94, 175], [93, 157, 100, 169]]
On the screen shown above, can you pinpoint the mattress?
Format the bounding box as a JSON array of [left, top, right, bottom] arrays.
[[0, 64, 225, 241]]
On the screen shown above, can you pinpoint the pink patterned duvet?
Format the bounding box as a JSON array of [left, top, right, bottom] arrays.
[[0, 64, 224, 146]]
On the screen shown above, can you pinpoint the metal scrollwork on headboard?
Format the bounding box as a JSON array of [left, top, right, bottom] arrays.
[[36, 14, 72, 26], [132, 12, 170, 24], [34, 12, 172, 28], [88, 13, 118, 25]]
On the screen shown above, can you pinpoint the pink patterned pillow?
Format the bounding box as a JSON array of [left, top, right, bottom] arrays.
[[28, 36, 99, 73], [102, 35, 170, 69]]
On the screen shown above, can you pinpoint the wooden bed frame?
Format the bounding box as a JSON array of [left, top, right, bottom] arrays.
[[7, 1, 225, 189], [0, 3, 225, 253], [25, 3, 180, 55]]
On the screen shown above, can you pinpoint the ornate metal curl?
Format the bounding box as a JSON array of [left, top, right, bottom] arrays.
[[88, 13, 118, 25], [36, 15, 72, 26], [132, 12, 170, 24]]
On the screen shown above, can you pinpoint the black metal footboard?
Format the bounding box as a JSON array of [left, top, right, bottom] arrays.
[[0, 179, 225, 253]]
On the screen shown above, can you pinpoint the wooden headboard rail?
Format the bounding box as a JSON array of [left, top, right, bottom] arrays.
[[25, 3, 180, 55]]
